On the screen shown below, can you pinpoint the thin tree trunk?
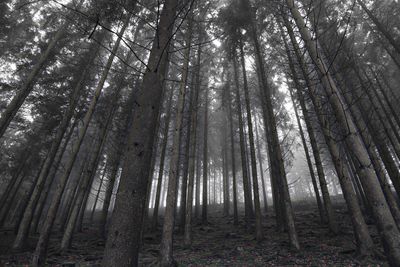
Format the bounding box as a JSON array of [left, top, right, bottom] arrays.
[[288, 87, 325, 223], [31, 118, 79, 234], [90, 164, 107, 224], [152, 87, 174, 230], [357, 0, 400, 55], [282, 16, 375, 255], [232, 52, 254, 226], [160, 8, 193, 263], [254, 121, 268, 213], [184, 35, 202, 246], [13, 38, 103, 250], [0, 24, 67, 138], [29, 15, 130, 266], [202, 86, 209, 224], [227, 76, 239, 225], [238, 39, 262, 240]]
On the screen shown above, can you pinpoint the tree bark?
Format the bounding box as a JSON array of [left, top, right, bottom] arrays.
[[102, 1, 178, 264]]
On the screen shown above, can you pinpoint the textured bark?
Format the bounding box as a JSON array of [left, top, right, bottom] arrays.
[[286, 1, 400, 263], [238, 40, 262, 240], [102, 0, 177, 264]]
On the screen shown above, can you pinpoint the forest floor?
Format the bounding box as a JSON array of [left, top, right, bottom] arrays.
[[0, 200, 388, 266]]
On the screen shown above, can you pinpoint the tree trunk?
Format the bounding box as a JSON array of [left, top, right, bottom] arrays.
[[13, 36, 103, 250], [159, 8, 193, 263], [184, 35, 202, 246], [282, 15, 375, 255], [89, 164, 107, 224], [29, 14, 130, 266], [238, 39, 262, 240], [0, 24, 67, 138], [232, 52, 254, 227], [288, 86, 325, 223], [357, 0, 400, 56], [152, 87, 174, 230], [254, 120, 268, 213], [286, 1, 400, 263], [202, 86, 209, 224], [102, 1, 178, 265]]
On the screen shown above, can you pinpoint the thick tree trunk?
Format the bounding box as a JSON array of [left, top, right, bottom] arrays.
[[102, 1, 177, 265]]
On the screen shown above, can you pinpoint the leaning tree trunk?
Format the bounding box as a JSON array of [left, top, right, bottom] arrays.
[[245, 3, 299, 248], [61, 101, 116, 251], [286, 1, 400, 263], [101, 0, 178, 265], [29, 14, 131, 266], [12, 35, 104, 250], [282, 17, 375, 256], [0, 24, 67, 138], [357, 0, 400, 56], [288, 88, 324, 223]]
